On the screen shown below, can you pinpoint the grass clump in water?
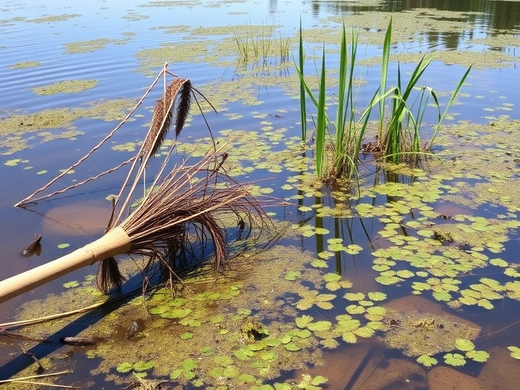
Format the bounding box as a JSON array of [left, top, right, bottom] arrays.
[[297, 19, 471, 183]]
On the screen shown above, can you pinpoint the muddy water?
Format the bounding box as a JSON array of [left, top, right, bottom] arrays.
[[1, 0, 520, 388]]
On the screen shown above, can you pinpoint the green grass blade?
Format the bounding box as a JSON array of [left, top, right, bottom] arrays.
[[316, 45, 327, 178], [335, 24, 347, 161], [379, 17, 392, 137], [412, 88, 431, 152], [343, 28, 358, 166], [385, 56, 433, 162], [430, 65, 472, 145], [299, 18, 307, 141]]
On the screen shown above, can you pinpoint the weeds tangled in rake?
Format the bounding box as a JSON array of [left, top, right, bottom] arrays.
[[1, 63, 271, 303]]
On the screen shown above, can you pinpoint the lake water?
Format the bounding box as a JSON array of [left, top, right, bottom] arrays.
[[1, 0, 520, 388]]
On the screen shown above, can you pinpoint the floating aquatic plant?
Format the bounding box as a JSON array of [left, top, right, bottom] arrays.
[[508, 346, 520, 360], [444, 353, 466, 367], [417, 354, 438, 367]]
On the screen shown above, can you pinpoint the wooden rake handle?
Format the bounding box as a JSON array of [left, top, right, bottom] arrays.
[[0, 227, 131, 304]]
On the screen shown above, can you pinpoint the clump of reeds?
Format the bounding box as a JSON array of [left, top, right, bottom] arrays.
[[234, 24, 291, 67], [376, 19, 471, 164], [296, 24, 374, 182], [297, 19, 471, 183]]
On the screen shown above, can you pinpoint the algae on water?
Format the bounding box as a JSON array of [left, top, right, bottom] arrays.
[[65, 38, 128, 54], [0, 98, 135, 154], [9, 61, 40, 69], [32, 79, 98, 95]]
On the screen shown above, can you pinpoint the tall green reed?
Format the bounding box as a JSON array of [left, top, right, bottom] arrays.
[[234, 24, 291, 66], [378, 19, 471, 163], [296, 25, 377, 180], [298, 18, 307, 141]]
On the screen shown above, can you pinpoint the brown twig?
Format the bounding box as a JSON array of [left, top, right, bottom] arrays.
[[0, 371, 73, 388], [0, 301, 107, 328], [19, 346, 45, 373], [0, 327, 48, 342], [19, 156, 135, 206]]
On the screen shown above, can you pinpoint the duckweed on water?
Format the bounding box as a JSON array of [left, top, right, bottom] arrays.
[[0, 98, 134, 154], [9, 61, 40, 69], [25, 14, 81, 23], [65, 38, 128, 54], [32, 79, 98, 95], [6, 5, 520, 387], [11, 245, 333, 388], [8, 106, 520, 387], [382, 307, 480, 357]]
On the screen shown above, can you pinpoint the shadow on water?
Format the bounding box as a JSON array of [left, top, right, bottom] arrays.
[[0, 268, 156, 380]]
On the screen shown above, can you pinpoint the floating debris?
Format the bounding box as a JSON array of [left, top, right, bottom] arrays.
[[59, 336, 99, 346], [21, 234, 42, 257], [126, 321, 139, 340]]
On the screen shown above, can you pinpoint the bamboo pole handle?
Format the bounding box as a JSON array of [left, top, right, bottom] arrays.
[[0, 227, 132, 304]]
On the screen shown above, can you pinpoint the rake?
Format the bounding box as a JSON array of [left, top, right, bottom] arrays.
[[0, 148, 263, 303], [0, 66, 266, 304]]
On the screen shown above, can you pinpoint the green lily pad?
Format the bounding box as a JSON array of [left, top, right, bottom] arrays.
[[311, 259, 328, 268], [344, 292, 365, 301], [311, 375, 328, 385], [417, 354, 438, 367], [455, 338, 475, 352], [284, 342, 301, 351], [234, 348, 254, 361], [353, 326, 375, 338], [307, 320, 332, 332], [116, 362, 133, 373], [295, 315, 313, 329], [315, 227, 330, 235], [133, 360, 155, 372], [375, 274, 403, 286], [345, 244, 363, 255], [508, 346, 520, 360], [466, 349, 489, 363], [285, 271, 301, 281], [323, 273, 341, 282], [223, 365, 240, 378], [4, 159, 22, 166], [367, 291, 387, 301], [161, 308, 192, 319], [444, 353, 466, 367], [341, 332, 358, 344], [346, 305, 366, 315]]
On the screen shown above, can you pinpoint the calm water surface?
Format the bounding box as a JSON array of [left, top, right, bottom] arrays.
[[1, 0, 520, 388]]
